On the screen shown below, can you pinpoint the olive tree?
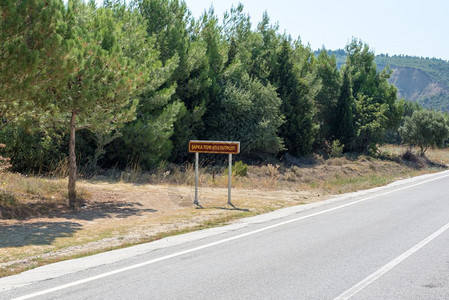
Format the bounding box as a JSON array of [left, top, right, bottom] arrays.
[[399, 110, 449, 156]]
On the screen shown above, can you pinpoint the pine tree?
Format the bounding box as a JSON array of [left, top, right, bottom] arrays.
[[315, 49, 341, 144], [272, 38, 316, 156], [345, 38, 401, 151], [138, 0, 212, 161], [52, 0, 156, 208], [0, 0, 72, 123], [334, 66, 355, 149]]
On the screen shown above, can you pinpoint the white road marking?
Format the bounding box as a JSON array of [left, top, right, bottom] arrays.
[[11, 173, 449, 300], [334, 221, 449, 300]]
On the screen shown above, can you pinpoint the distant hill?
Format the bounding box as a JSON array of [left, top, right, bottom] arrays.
[[319, 50, 449, 111]]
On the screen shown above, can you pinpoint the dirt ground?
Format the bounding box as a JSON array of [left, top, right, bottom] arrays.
[[0, 181, 323, 275]]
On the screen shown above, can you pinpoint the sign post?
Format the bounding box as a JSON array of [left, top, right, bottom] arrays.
[[188, 140, 240, 207], [194, 152, 199, 206], [228, 153, 232, 206]]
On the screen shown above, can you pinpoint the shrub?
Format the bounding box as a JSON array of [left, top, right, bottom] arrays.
[[330, 140, 344, 158], [0, 126, 67, 173], [0, 191, 18, 219], [0, 143, 11, 171], [233, 161, 248, 177], [399, 110, 449, 156], [224, 161, 248, 177]]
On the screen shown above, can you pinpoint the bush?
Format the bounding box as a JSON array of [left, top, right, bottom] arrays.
[[224, 161, 248, 177], [0, 191, 18, 219], [330, 140, 344, 158], [0, 143, 11, 171], [0, 125, 68, 174], [233, 161, 248, 177], [399, 110, 449, 156]]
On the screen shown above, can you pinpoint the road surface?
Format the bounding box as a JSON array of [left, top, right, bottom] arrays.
[[1, 171, 449, 299]]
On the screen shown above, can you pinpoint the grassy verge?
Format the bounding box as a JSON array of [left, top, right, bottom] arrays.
[[1, 145, 448, 278]]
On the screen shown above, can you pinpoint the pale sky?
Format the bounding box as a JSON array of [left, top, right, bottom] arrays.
[[184, 0, 449, 60], [93, 0, 449, 60]]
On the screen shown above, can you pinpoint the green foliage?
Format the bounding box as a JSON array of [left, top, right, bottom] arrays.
[[315, 49, 341, 143], [138, 0, 213, 161], [271, 38, 317, 156], [399, 110, 449, 155], [224, 161, 248, 177], [0, 0, 73, 123], [376, 54, 449, 89], [397, 98, 423, 118], [334, 66, 355, 149], [233, 161, 248, 177], [0, 143, 10, 171], [344, 39, 400, 152], [419, 92, 449, 111], [0, 125, 67, 173], [330, 140, 344, 158], [334, 51, 449, 113], [105, 101, 184, 169], [43, 0, 165, 206], [208, 72, 284, 156], [353, 94, 389, 152], [55, 0, 154, 130]]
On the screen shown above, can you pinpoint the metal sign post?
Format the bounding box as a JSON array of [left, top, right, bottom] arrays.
[[194, 152, 199, 206], [228, 153, 232, 206], [189, 140, 240, 207]]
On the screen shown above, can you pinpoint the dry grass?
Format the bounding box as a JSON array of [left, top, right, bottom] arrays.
[[0, 173, 89, 219], [380, 144, 449, 165], [1, 144, 448, 277]]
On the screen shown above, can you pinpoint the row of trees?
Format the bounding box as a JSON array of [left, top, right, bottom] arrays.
[[1, 0, 448, 206]]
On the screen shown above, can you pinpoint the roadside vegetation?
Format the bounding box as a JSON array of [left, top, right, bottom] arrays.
[[1, 144, 448, 278], [2, 0, 449, 208]]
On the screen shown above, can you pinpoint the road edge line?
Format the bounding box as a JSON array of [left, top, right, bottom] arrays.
[[334, 221, 449, 300]]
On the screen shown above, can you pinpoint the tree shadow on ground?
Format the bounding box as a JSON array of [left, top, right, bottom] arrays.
[[281, 153, 322, 168], [0, 221, 82, 248], [379, 149, 448, 170], [61, 201, 157, 221], [1, 193, 158, 221]]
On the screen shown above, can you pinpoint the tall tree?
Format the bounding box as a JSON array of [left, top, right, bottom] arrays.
[[138, 0, 212, 162], [345, 38, 401, 151], [271, 38, 316, 156], [334, 66, 355, 149], [53, 0, 157, 207], [315, 49, 341, 144]]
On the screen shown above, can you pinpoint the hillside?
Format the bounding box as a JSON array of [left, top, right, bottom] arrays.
[[322, 50, 449, 111], [376, 55, 449, 111]]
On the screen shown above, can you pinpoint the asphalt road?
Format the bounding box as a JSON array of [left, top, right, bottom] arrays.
[[2, 171, 449, 299]]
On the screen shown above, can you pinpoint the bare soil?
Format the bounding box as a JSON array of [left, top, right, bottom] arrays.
[[0, 182, 320, 276]]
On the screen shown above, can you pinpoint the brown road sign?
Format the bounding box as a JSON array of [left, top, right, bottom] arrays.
[[188, 140, 240, 154]]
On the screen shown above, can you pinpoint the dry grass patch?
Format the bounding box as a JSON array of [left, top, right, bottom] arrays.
[[0, 173, 90, 219]]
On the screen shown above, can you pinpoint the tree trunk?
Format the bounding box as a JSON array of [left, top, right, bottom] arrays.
[[68, 111, 77, 209]]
